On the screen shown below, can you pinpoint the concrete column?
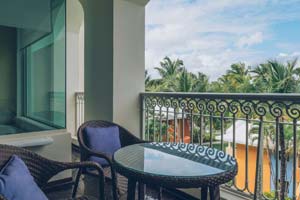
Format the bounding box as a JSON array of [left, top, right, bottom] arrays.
[[80, 0, 149, 137], [66, 0, 84, 137], [80, 0, 114, 122]]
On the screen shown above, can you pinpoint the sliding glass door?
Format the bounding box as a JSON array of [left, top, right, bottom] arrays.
[[0, 0, 66, 135], [24, 0, 66, 128]]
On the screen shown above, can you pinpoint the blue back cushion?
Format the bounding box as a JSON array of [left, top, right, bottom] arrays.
[[0, 155, 48, 200], [85, 126, 121, 166]]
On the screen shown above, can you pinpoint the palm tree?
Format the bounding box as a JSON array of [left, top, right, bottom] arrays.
[[145, 70, 163, 91], [252, 59, 300, 93], [251, 63, 273, 93], [172, 69, 194, 92], [208, 81, 224, 92], [271, 59, 300, 93], [145, 70, 151, 87], [218, 75, 233, 93], [279, 122, 287, 200], [155, 57, 184, 78], [152, 57, 185, 91], [192, 72, 209, 92], [219, 63, 254, 93], [252, 60, 300, 199]]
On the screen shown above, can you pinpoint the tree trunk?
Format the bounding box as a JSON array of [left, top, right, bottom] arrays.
[[254, 119, 264, 199], [279, 122, 287, 200]]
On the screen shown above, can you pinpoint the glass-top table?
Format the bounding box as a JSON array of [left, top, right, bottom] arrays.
[[113, 142, 238, 200]]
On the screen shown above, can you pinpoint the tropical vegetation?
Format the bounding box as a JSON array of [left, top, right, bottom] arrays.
[[145, 56, 300, 199], [146, 57, 300, 93]]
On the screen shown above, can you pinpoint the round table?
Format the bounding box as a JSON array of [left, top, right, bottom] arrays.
[[112, 142, 237, 200]]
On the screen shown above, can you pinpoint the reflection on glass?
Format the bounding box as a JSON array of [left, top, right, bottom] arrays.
[[25, 0, 66, 128], [0, 0, 66, 135], [143, 147, 224, 176], [113, 143, 234, 177]]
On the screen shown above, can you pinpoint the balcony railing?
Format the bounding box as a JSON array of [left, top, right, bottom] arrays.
[[75, 92, 85, 138], [140, 92, 300, 200]]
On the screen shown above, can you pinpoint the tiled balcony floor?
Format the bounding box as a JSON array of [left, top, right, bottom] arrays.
[[46, 150, 182, 200]]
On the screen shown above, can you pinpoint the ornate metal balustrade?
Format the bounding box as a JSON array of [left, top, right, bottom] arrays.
[[75, 92, 84, 138], [140, 92, 300, 200]]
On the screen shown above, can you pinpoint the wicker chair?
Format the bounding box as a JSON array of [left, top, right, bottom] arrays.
[[0, 144, 105, 200], [76, 120, 145, 200]]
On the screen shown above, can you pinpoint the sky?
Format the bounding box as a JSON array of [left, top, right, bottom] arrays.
[[145, 0, 300, 81]]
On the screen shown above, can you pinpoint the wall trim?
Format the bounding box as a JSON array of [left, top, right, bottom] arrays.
[[123, 0, 150, 6]]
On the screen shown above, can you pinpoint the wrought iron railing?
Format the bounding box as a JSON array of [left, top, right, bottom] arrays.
[[75, 92, 84, 138], [140, 92, 300, 200]]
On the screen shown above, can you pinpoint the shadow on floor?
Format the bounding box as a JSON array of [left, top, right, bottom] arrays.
[[46, 150, 181, 200], [47, 177, 178, 200]]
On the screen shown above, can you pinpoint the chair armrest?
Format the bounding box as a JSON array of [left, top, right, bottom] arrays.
[[0, 161, 105, 200], [62, 161, 104, 175], [80, 144, 113, 166], [120, 132, 147, 147]]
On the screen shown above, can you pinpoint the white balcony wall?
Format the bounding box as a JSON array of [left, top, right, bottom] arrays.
[[113, 0, 147, 136], [80, 0, 148, 137], [0, 130, 72, 181], [1, 1, 147, 183], [66, 0, 84, 138]]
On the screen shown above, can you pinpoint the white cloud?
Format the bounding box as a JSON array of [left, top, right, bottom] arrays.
[[291, 52, 300, 57], [146, 0, 300, 80], [276, 52, 300, 66], [278, 52, 300, 58], [236, 32, 264, 48], [278, 53, 289, 57]]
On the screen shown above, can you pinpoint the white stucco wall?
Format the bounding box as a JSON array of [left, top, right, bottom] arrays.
[[81, 0, 114, 122], [66, 0, 84, 137], [113, 0, 146, 136], [0, 130, 72, 180], [78, 24, 85, 92], [80, 0, 148, 137]]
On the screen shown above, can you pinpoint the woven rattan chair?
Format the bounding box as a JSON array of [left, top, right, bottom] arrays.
[[76, 120, 145, 200], [0, 144, 105, 200]]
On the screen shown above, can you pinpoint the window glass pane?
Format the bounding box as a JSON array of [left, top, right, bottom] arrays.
[[0, 0, 66, 135], [25, 0, 66, 128]]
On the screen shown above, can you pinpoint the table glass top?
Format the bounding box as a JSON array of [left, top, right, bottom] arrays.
[[113, 142, 237, 177]]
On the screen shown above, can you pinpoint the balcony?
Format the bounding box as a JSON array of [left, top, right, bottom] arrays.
[[0, 1, 299, 199], [140, 92, 300, 200], [73, 92, 300, 199]]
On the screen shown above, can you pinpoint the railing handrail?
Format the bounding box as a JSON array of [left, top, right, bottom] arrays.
[[75, 92, 85, 139], [141, 92, 300, 102]]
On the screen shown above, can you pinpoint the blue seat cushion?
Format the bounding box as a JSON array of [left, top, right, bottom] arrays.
[[0, 155, 48, 200], [85, 126, 121, 166]]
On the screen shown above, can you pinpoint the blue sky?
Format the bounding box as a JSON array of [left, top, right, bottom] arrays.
[[145, 0, 300, 80]]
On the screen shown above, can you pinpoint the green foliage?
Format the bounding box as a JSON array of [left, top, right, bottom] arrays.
[[252, 59, 300, 93], [264, 191, 291, 200], [145, 118, 168, 141], [146, 57, 300, 94], [145, 57, 300, 199]]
